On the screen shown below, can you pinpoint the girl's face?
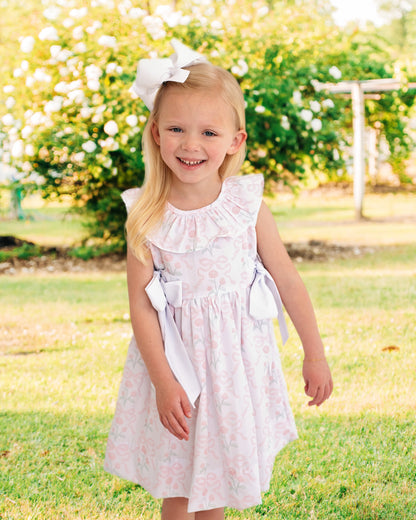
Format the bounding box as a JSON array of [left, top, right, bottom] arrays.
[[151, 87, 246, 192]]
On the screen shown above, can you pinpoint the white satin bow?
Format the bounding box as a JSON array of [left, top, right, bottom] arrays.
[[131, 39, 207, 110], [145, 270, 201, 407], [249, 262, 289, 345]]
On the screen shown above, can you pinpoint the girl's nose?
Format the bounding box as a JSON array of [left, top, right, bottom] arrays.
[[182, 134, 200, 151]]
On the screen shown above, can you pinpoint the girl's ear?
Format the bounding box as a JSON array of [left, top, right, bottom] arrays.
[[227, 130, 247, 155], [151, 121, 161, 145]]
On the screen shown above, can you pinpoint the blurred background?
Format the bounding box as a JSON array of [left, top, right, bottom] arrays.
[[1, 3, 416, 519]]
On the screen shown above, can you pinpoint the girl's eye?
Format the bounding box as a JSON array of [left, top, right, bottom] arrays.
[[170, 127, 182, 133], [203, 130, 216, 137]]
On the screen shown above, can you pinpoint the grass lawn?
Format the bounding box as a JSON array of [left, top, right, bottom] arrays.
[[1, 189, 416, 519]]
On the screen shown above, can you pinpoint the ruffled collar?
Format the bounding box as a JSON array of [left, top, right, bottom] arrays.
[[147, 174, 264, 253]]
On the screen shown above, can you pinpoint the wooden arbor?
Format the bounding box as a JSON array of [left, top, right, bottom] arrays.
[[315, 78, 416, 219]]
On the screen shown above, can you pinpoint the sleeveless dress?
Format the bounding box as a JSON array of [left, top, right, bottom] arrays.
[[104, 174, 297, 513]]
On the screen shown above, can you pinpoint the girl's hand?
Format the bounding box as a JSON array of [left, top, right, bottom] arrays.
[[155, 379, 192, 441], [302, 358, 333, 407]]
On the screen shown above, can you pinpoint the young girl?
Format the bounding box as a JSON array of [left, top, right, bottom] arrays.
[[104, 40, 333, 520]]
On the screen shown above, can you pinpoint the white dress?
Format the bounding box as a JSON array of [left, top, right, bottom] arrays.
[[104, 174, 298, 512]]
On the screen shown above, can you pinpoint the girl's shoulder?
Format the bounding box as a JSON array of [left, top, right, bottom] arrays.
[[121, 187, 142, 214], [222, 173, 264, 200]]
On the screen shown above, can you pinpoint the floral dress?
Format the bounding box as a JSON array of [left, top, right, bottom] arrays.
[[104, 174, 297, 513]]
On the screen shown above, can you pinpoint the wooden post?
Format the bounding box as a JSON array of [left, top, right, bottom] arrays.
[[368, 127, 379, 184], [351, 82, 365, 220]]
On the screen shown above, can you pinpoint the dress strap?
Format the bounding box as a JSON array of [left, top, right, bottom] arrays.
[[145, 271, 201, 406], [249, 261, 289, 345]]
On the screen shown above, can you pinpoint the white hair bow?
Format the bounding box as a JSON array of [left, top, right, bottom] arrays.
[[131, 39, 208, 111]]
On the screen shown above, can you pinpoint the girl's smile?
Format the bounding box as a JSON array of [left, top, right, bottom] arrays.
[[151, 87, 246, 206]]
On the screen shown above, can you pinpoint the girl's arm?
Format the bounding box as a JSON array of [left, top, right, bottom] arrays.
[[256, 201, 333, 406], [127, 247, 192, 440]]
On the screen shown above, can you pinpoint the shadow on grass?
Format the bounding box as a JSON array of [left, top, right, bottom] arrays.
[[1, 410, 415, 519]]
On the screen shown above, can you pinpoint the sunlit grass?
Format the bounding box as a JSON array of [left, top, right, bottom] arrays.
[[268, 190, 416, 245], [1, 242, 416, 519]]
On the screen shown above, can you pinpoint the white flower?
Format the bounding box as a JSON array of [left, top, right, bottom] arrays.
[[54, 81, 69, 94], [311, 118, 322, 132], [21, 60, 29, 71], [231, 59, 249, 77], [329, 66, 342, 80], [105, 62, 122, 74], [39, 27, 59, 41], [104, 120, 119, 136], [68, 80, 83, 91], [322, 98, 335, 109], [106, 62, 117, 74], [5, 97, 16, 109], [257, 6, 269, 16], [72, 26, 84, 39], [43, 6, 61, 21], [85, 64, 102, 80], [98, 35, 117, 47], [143, 16, 166, 40], [34, 68, 52, 83], [86, 21, 102, 34], [2, 114, 14, 126], [82, 140, 97, 153], [13, 68, 24, 78], [21, 126, 34, 139], [87, 79, 100, 91], [1, 152, 11, 164], [57, 49, 73, 62], [3, 85, 15, 94], [73, 151, 85, 162], [292, 91, 302, 105], [44, 97, 63, 113], [139, 115, 147, 124], [281, 115, 290, 131], [255, 105, 266, 114], [63, 18, 75, 28], [333, 149, 340, 161], [69, 7, 88, 19], [26, 76, 35, 88], [126, 114, 138, 127], [22, 161, 32, 173], [80, 107, 92, 118], [129, 7, 146, 18], [25, 144, 35, 156], [310, 100, 321, 113], [99, 136, 119, 150], [155, 5, 183, 27], [300, 109, 313, 122], [74, 42, 87, 53], [67, 89, 85, 103], [29, 112, 45, 126], [11, 140, 24, 158], [211, 20, 222, 30], [50, 45, 62, 58], [20, 36, 35, 53]]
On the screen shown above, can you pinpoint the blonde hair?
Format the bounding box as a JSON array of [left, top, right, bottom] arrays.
[[126, 62, 247, 262]]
